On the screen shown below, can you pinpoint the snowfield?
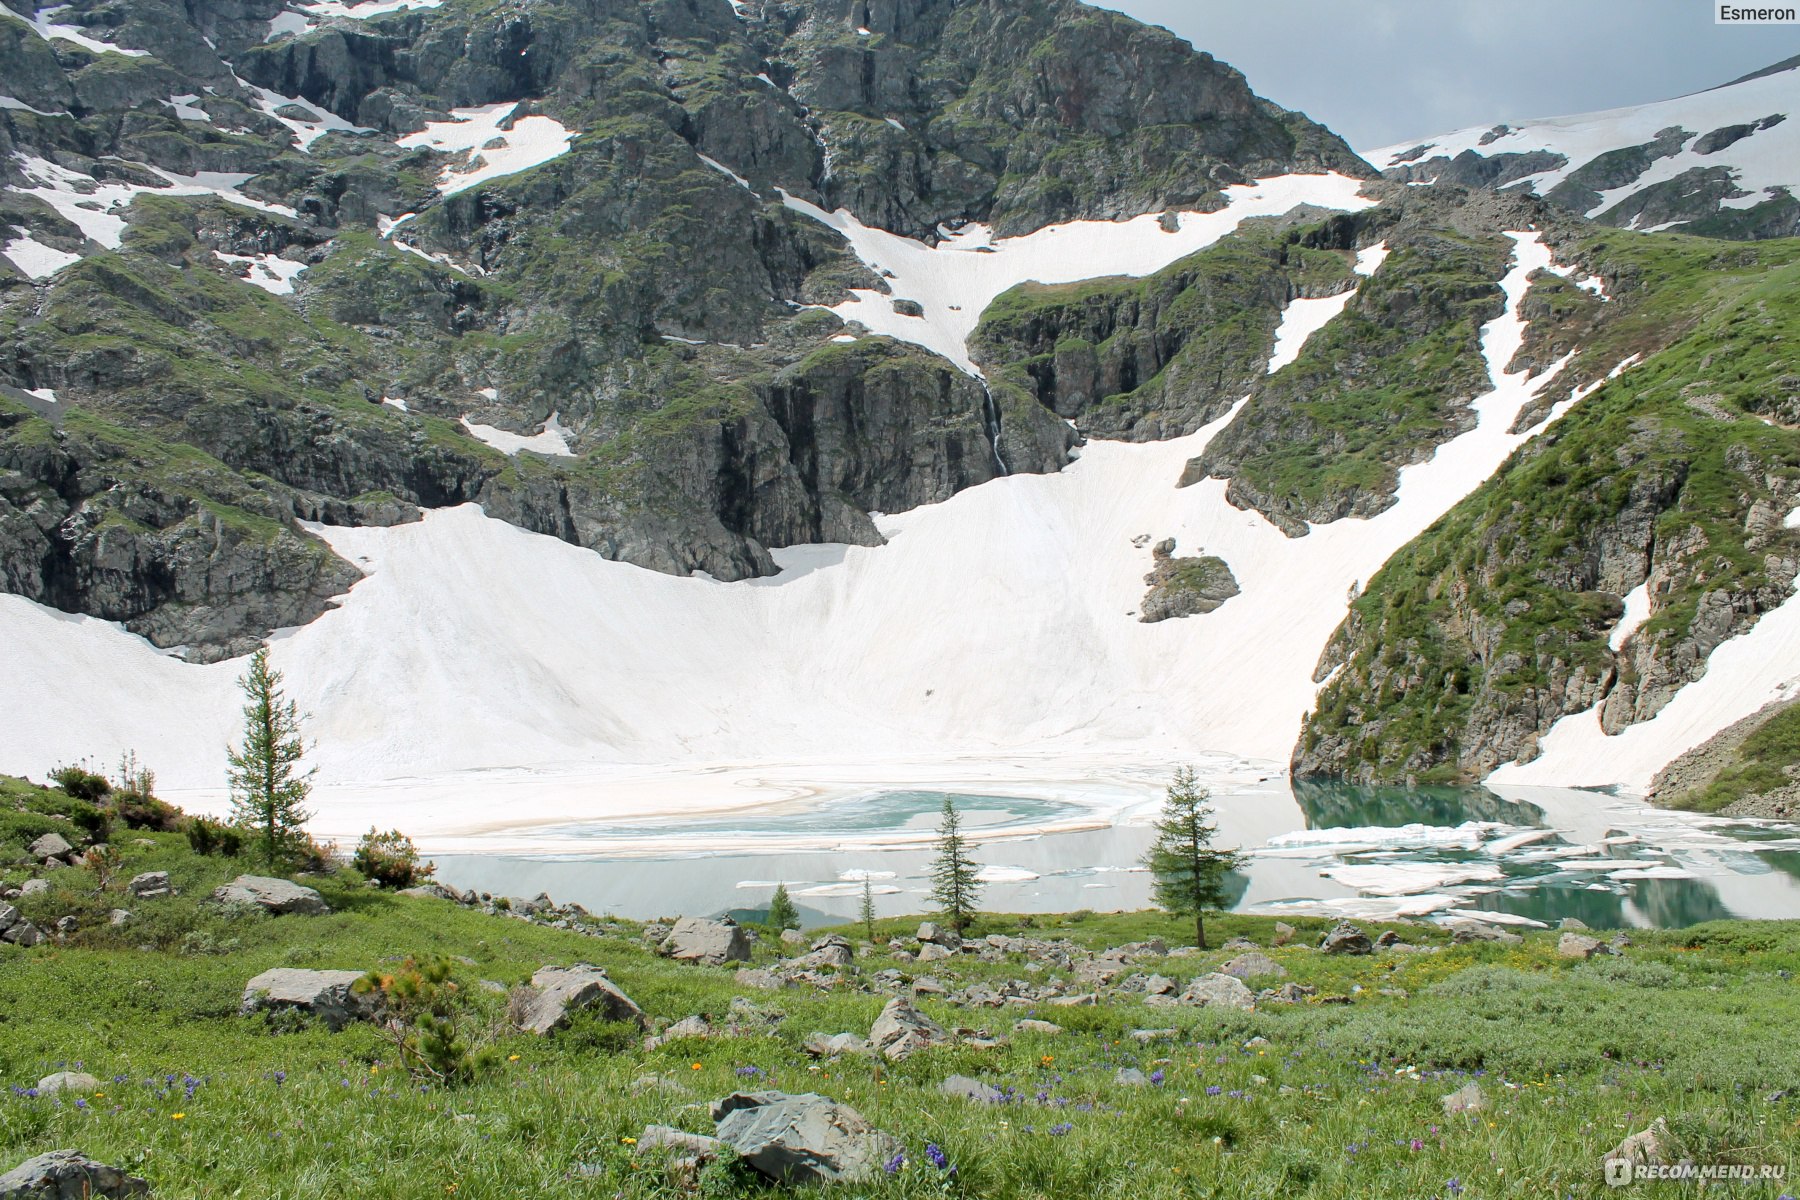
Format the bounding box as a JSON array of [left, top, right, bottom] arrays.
[[2, 205, 1715, 855], [1365, 60, 1800, 227], [397, 103, 576, 197]]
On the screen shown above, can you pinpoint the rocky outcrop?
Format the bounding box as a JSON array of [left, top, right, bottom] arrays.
[[212, 876, 331, 916], [659, 917, 753, 966], [509, 963, 647, 1036], [240, 967, 376, 1029], [1139, 539, 1239, 622], [868, 996, 947, 1060], [0, 1150, 149, 1199], [711, 1090, 904, 1186]]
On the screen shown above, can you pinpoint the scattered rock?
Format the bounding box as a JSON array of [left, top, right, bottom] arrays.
[[660, 917, 752, 965], [3, 921, 45, 947], [1128, 1028, 1178, 1044], [779, 928, 807, 946], [1441, 1082, 1487, 1116], [53, 916, 77, 936], [19, 880, 50, 898], [940, 1074, 1003, 1103], [1179, 973, 1255, 1009], [1273, 921, 1296, 946], [911, 977, 948, 996], [0, 904, 17, 934], [1013, 1019, 1063, 1035], [1218, 951, 1287, 980], [803, 1032, 871, 1058], [869, 997, 947, 1061], [0, 1150, 149, 1199], [108, 910, 132, 928], [1114, 1067, 1149, 1086], [1602, 1118, 1674, 1171], [35, 1072, 100, 1097], [798, 934, 854, 969], [712, 1091, 903, 1185], [636, 1124, 725, 1161], [1447, 919, 1522, 945], [240, 968, 376, 1031], [916, 942, 955, 963], [126, 872, 171, 900], [511, 964, 646, 1036], [1046, 992, 1098, 1007], [1142, 973, 1177, 995], [917, 921, 961, 948], [1319, 922, 1373, 955], [735, 968, 789, 991], [396, 882, 463, 901], [1560, 917, 1590, 930], [212, 876, 330, 917], [1559, 933, 1607, 959], [27, 833, 73, 862]]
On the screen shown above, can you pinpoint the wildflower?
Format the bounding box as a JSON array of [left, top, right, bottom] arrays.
[[507, 1055, 520, 1062], [884, 1152, 906, 1175], [273, 1072, 286, 1085], [1447, 1180, 1463, 1195], [925, 1143, 950, 1170], [1040, 1055, 1055, 1067], [1410, 1139, 1424, 1152], [1048, 1123, 1073, 1136], [1150, 1070, 1165, 1086], [1206, 1085, 1223, 1096], [74, 1099, 88, 1110], [620, 1137, 637, 1145], [171, 1113, 185, 1120], [691, 1062, 704, 1071]]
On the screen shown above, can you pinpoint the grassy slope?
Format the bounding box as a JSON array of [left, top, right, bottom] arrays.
[[1300, 232, 1800, 782], [2, 776, 1798, 1198]]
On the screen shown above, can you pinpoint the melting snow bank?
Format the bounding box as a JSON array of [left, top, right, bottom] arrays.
[[398, 103, 576, 197], [1491, 524, 1800, 793], [777, 172, 1375, 375], [9, 154, 298, 255], [212, 251, 307, 295], [459, 413, 577, 457]]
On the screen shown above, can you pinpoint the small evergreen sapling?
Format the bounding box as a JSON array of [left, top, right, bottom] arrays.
[[767, 882, 799, 932], [929, 795, 982, 933], [226, 648, 314, 867], [1143, 766, 1243, 949], [859, 873, 877, 942]]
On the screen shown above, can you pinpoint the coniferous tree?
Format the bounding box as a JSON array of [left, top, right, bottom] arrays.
[[767, 882, 799, 932], [1143, 766, 1242, 949], [859, 873, 877, 943], [227, 648, 314, 867], [929, 795, 982, 933]]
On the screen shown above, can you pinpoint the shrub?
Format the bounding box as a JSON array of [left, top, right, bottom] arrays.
[[355, 955, 497, 1085], [185, 817, 245, 858], [49, 763, 111, 802], [353, 827, 433, 888]]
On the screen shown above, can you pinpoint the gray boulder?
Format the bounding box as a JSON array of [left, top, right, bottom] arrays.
[[0, 904, 17, 934], [1602, 1117, 1673, 1171], [1559, 933, 1607, 959], [0, 1150, 148, 1198], [1013, 1019, 1063, 1035], [511, 964, 646, 1036], [1273, 921, 1296, 946], [1115, 1067, 1149, 1086], [660, 917, 751, 965], [1218, 951, 1287, 980], [3, 921, 45, 947], [868, 996, 947, 1061], [915, 942, 955, 963], [798, 934, 854, 969], [1319, 922, 1372, 955], [240, 968, 376, 1030], [1447, 919, 1522, 945], [779, 928, 807, 946], [735, 968, 789, 990], [916, 921, 960, 948], [1179, 973, 1255, 1009], [126, 872, 171, 900], [396, 882, 463, 901], [213, 876, 330, 916], [35, 1072, 100, 1097], [1441, 1082, 1487, 1116], [802, 1032, 871, 1058], [941, 1074, 1003, 1103], [108, 910, 132, 928], [19, 880, 50, 898], [712, 1091, 903, 1185], [28, 833, 74, 862]]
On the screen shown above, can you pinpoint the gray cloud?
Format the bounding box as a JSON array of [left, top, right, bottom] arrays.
[[1090, 1, 1800, 151]]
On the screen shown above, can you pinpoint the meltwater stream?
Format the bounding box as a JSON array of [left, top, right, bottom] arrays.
[[429, 779, 1800, 931]]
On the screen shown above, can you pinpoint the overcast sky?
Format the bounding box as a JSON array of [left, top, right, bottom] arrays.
[[1094, 1, 1800, 151]]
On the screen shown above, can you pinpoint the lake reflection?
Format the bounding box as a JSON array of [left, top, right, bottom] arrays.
[[428, 778, 1800, 930]]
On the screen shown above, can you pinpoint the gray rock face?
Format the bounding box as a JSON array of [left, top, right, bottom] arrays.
[[35, 1072, 101, 1097], [213, 876, 330, 916], [241, 968, 375, 1030], [940, 1074, 1003, 1103], [1319, 922, 1373, 955], [660, 917, 752, 965], [868, 996, 948, 1061], [127, 872, 172, 900], [0, 1150, 149, 1199], [711, 1091, 903, 1185], [1218, 951, 1287, 980], [1179, 973, 1255, 1009], [28, 833, 74, 862], [1140, 547, 1241, 623], [511, 964, 647, 1037]]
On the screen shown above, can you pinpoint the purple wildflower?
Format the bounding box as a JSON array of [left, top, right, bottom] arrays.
[[925, 1143, 950, 1171], [884, 1152, 906, 1175], [1206, 1085, 1223, 1096], [1048, 1123, 1073, 1136], [1150, 1069, 1165, 1085]]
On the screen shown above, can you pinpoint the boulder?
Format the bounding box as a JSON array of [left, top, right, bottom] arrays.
[[1273, 921, 1296, 946], [0, 904, 17, 934], [1046, 992, 1098, 1006], [644, 1015, 713, 1052], [1559, 917, 1590, 931], [19, 880, 50, 898], [1559, 933, 1606, 959], [802, 1032, 871, 1058], [1602, 1117, 1673, 1171], [916, 921, 960, 948], [1127, 1028, 1178, 1044], [1441, 1082, 1487, 1116], [213, 876, 330, 916], [712, 1091, 903, 1185], [1115, 1067, 1149, 1086], [868, 997, 947, 1061], [53, 916, 77, 936], [107, 910, 132, 928], [35, 1072, 100, 1097], [735, 968, 789, 990], [915, 942, 955, 963], [126, 872, 171, 900], [1013, 1019, 1063, 1036], [779, 928, 807, 946], [1142, 973, 1177, 995], [1218, 951, 1287, 980], [511, 964, 646, 1036], [241, 968, 376, 1030], [1447, 919, 1521, 945], [636, 1124, 724, 1171], [660, 917, 751, 965], [28, 833, 74, 862], [798, 934, 854, 969], [396, 882, 462, 901], [940, 1074, 1003, 1103], [1179, 973, 1255, 1010], [1319, 922, 1372, 955], [0, 1150, 148, 1198], [3, 922, 45, 947]]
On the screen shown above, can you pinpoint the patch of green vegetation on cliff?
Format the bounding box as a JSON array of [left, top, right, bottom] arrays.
[[1670, 703, 1800, 813], [1298, 232, 1800, 783], [0, 773, 1797, 1197]]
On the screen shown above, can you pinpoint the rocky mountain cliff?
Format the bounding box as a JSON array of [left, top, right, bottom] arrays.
[[0, 0, 1365, 659]]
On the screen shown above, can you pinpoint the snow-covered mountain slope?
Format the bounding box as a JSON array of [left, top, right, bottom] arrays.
[[1365, 57, 1800, 236], [2, 224, 1683, 842]]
